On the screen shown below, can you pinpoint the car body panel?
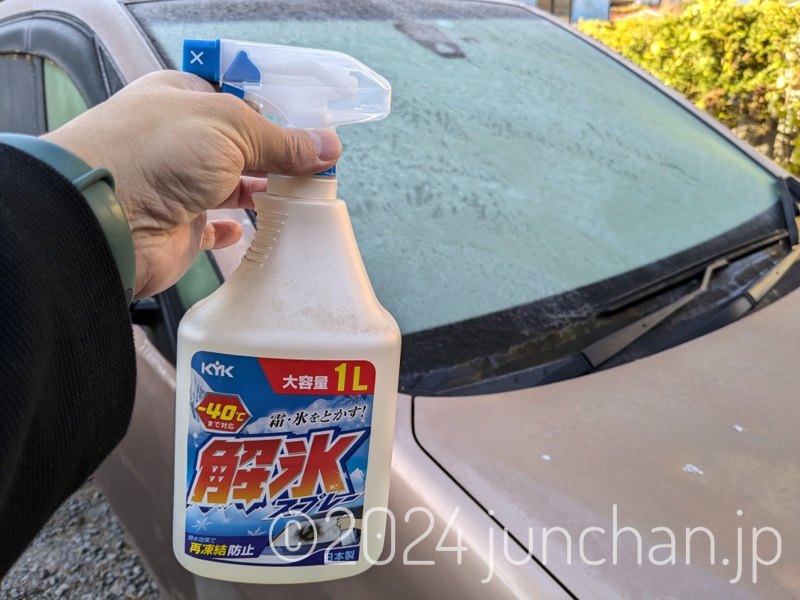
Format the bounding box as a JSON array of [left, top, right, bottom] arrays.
[[97, 329, 569, 599], [415, 286, 800, 599]]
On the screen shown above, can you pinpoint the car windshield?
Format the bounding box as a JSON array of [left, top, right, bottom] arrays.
[[129, 0, 787, 391]]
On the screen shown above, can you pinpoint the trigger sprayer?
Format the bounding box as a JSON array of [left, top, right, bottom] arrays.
[[182, 39, 390, 196], [172, 40, 400, 584]]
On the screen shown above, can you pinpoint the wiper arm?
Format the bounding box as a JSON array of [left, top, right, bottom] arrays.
[[583, 259, 728, 367], [603, 232, 787, 313], [604, 177, 800, 314], [427, 239, 800, 396], [685, 244, 800, 338], [539, 259, 729, 385]]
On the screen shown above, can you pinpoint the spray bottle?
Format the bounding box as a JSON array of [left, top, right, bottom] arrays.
[[173, 39, 400, 584]]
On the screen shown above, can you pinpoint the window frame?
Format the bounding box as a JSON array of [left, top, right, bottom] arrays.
[[0, 13, 125, 113]]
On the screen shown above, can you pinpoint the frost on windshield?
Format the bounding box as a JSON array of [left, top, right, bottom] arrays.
[[144, 10, 778, 334]]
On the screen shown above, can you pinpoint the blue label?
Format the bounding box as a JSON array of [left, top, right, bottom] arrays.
[[184, 352, 373, 566]]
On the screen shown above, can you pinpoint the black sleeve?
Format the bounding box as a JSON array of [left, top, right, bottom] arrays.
[[0, 144, 136, 575]]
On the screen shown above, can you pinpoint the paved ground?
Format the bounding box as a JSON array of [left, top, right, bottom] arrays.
[[1, 479, 163, 600]]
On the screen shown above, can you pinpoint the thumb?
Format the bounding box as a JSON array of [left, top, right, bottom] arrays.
[[229, 100, 341, 175]]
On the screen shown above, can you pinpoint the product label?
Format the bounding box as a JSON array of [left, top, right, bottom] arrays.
[[184, 352, 374, 566]]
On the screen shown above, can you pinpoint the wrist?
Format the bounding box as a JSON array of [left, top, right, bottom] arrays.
[[0, 133, 136, 304]]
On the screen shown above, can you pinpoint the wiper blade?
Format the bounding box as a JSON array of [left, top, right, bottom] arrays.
[[685, 244, 800, 338], [539, 259, 729, 385], [583, 259, 728, 367], [603, 231, 787, 314]]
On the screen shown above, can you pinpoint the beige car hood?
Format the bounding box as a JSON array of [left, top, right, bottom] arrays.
[[415, 286, 800, 599]]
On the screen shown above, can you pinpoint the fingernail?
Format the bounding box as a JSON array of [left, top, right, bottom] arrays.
[[308, 129, 341, 162]]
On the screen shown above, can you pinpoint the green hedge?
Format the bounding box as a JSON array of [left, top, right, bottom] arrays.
[[577, 0, 800, 174]]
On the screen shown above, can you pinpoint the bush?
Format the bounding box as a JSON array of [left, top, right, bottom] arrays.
[[577, 0, 800, 174]]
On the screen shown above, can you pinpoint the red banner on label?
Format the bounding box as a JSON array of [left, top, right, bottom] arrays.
[[257, 358, 375, 395]]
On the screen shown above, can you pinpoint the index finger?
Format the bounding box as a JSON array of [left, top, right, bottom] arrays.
[[212, 176, 265, 211]]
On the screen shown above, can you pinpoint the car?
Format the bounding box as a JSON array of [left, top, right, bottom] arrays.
[[1, 0, 800, 598]]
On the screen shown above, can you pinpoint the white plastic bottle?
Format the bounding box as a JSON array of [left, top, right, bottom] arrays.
[[173, 40, 400, 584]]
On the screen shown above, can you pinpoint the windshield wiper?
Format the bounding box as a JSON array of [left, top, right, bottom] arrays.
[[539, 243, 800, 387], [431, 178, 800, 396], [602, 231, 787, 314], [604, 179, 800, 314], [538, 259, 729, 385], [683, 244, 800, 338], [684, 179, 800, 338], [422, 238, 800, 397]]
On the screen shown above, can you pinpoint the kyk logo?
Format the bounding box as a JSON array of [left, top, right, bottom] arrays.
[[201, 360, 234, 378]]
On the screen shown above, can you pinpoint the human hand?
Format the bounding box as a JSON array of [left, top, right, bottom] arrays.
[[43, 70, 340, 298]]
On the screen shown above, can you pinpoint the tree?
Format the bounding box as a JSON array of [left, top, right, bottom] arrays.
[[578, 0, 800, 174]]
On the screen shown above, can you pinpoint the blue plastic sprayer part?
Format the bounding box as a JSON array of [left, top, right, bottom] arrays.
[[182, 39, 221, 82]]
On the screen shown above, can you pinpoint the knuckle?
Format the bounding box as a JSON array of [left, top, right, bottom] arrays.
[[277, 133, 312, 172]]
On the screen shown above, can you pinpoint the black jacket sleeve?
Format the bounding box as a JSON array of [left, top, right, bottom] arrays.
[[0, 144, 136, 575]]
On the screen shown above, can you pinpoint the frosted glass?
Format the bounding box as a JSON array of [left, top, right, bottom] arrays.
[[145, 9, 778, 333]]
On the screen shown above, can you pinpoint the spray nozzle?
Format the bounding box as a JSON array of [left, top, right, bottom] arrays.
[[182, 39, 391, 130]]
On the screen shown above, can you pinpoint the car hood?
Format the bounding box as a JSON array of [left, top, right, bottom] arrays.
[[414, 287, 800, 599]]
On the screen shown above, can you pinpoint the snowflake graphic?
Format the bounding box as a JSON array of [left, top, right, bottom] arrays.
[[247, 525, 265, 536], [193, 517, 210, 532]]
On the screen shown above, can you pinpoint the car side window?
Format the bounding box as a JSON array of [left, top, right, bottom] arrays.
[[0, 53, 90, 134], [0, 14, 125, 133], [0, 53, 46, 134], [43, 58, 89, 131]]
